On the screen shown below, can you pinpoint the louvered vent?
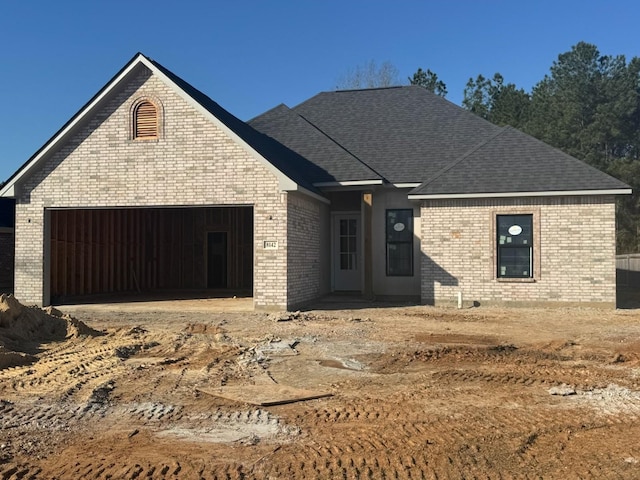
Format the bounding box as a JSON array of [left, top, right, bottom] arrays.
[[134, 101, 158, 139]]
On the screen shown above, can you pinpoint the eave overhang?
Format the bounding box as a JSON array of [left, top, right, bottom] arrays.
[[313, 179, 384, 188], [407, 188, 632, 200]]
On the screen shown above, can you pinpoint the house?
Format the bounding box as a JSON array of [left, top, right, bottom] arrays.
[[0, 53, 631, 309]]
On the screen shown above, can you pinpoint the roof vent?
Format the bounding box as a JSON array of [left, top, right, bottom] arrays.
[[133, 100, 158, 139]]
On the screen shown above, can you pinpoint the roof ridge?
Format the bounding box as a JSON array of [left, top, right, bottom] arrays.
[[333, 85, 406, 93], [296, 112, 385, 181], [246, 103, 289, 123], [414, 126, 507, 190], [291, 85, 413, 110]]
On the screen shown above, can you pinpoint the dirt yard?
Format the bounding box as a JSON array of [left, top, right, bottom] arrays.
[[1, 294, 640, 479]]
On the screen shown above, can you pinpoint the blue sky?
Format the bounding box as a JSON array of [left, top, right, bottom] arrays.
[[1, 0, 638, 181]]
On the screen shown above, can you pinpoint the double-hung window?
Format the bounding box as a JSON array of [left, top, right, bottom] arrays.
[[386, 209, 413, 276], [497, 214, 533, 278]]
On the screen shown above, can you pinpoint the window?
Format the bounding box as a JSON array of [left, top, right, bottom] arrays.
[[133, 100, 158, 139], [386, 209, 413, 276], [497, 214, 533, 278], [339, 218, 357, 270]]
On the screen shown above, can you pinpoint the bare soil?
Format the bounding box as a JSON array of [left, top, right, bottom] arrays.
[[1, 296, 640, 479]]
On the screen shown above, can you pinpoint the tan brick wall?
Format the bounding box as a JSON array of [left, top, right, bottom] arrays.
[[14, 66, 292, 308], [420, 196, 617, 307], [287, 192, 330, 308]]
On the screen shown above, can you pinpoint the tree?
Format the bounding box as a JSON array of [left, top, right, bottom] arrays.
[[462, 74, 492, 118], [408, 68, 447, 97], [336, 60, 401, 90], [526, 42, 639, 170], [462, 73, 529, 128], [524, 42, 640, 252], [488, 81, 530, 129]]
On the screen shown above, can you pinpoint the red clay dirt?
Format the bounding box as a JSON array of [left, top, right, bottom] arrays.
[[1, 295, 640, 479]]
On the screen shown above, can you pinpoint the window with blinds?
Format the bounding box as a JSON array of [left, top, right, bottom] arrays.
[[133, 100, 158, 139]]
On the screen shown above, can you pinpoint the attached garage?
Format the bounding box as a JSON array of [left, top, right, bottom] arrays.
[[0, 53, 330, 310], [48, 206, 253, 303]]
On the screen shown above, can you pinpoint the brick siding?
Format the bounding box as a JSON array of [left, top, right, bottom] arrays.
[[286, 192, 329, 308], [14, 66, 297, 308], [420, 196, 617, 307]]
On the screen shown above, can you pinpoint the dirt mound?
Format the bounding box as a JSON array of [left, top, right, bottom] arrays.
[[0, 348, 36, 369], [0, 294, 102, 368], [43, 303, 103, 339]]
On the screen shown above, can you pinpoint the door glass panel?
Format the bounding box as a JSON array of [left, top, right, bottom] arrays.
[[340, 219, 348, 236], [338, 219, 357, 270], [340, 253, 349, 270], [348, 219, 356, 236]]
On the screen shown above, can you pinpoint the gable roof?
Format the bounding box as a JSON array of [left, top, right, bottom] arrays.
[[251, 85, 630, 197], [0, 53, 327, 203]]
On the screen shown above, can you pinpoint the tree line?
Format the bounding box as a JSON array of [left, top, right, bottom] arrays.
[[338, 43, 640, 253]]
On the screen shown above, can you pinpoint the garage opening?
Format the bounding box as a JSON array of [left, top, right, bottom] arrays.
[[48, 206, 253, 304]]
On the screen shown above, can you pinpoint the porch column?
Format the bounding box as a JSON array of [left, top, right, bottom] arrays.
[[362, 192, 373, 299]]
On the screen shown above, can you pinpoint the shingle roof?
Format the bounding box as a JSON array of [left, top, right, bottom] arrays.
[[409, 126, 630, 196], [248, 104, 382, 183], [283, 85, 500, 183], [251, 84, 630, 195]]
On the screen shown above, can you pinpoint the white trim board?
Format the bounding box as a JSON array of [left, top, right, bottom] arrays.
[[408, 189, 632, 200], [313, 180, 383, 187]]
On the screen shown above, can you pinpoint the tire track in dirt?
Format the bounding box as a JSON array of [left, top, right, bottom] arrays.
[[51, 460, 189, 480], [6, 377, 638, 479], [0, 464, 42, 480], [1, 400, 299, 480], [279, 365, 640, 480], [3, 306, 640, 479], [0, 336, 158, 402], [431, 365, 626, 392]]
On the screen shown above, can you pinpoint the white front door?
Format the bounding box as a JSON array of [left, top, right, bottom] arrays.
[[333, 214, 361, 291]]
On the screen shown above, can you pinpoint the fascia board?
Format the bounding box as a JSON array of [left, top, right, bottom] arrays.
[[313, 180, 383, 187], [295, 186, 331, 204], [391, 183, 421, 188], [0, 184, 15, 197], [408, 189, 633, 200]]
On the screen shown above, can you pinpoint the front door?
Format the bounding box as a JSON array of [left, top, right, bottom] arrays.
[[333, 214, 361, 291]]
